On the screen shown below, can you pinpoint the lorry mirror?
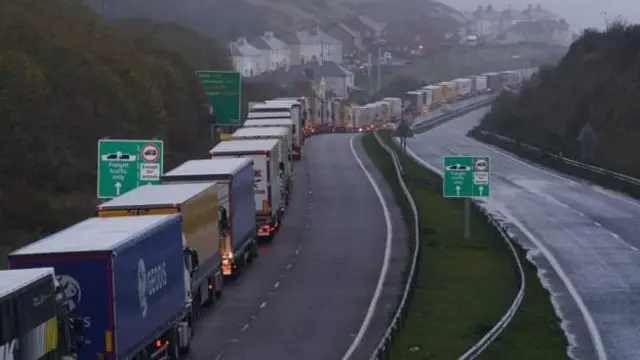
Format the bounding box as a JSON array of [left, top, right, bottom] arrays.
[[190, 251, 200, 273], [279, 162, 285, 172]]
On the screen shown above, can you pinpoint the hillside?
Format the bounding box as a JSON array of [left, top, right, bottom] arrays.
[[0, 0, 222, 262], [478, 23, 640, 176], [84, 0, 464, 40]]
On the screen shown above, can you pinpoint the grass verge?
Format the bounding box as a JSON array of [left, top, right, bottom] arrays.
[[362, 131, 567, 359]]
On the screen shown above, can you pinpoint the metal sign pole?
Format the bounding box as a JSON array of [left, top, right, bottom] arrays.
[[464, 198, 471, 239]]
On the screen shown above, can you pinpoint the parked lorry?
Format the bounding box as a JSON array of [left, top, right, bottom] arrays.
[[0, 268, 85, 360], [419, 87, 435, 112], [97, 182, 224, 329], [378, 100, 391, 122], [243, 118, 294, 162], [209, 139, 282, 239], [484, 72, 502, 92], [474, 75, 488, 93], [274, 97, 309, 139], [403, 91, 423, 115], [250, 101, 302, 160], [162, 158, 257, 277], [440, 81, 458, 103], [382, 97, 402, 121], [454, 78, 472, 98], [231, 127, 292, 203], [9, 215, 189, 360]]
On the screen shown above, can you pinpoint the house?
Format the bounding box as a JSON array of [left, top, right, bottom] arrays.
[[384, 20, 446, 55], [469, 4, 563, 41], [358, 16, 387, 38], [322, 22, 363, 53], [252, 60, 355, 98], [496, 19, 571, 46], [250, 31, 290, 72], [281, 25, 343, 65], [230, 38, 265, 77]]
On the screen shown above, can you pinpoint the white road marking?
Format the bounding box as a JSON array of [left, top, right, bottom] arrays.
[[260, 301, 267, 309], [404, 145, 608, 360], [341, 135, 392, 360], [274, 281, 280, 288]]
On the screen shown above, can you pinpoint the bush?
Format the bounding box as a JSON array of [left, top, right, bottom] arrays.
[[0, 0, 221, 252], [479, 22, 640, 176]]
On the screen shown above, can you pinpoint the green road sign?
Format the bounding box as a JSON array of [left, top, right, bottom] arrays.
[[443, 156, 490, 198], [196, 70, 241, 126], [97, 139, 164, 198]]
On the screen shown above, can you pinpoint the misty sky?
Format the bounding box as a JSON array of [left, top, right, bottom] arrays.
[[443, 0, 639, 32]]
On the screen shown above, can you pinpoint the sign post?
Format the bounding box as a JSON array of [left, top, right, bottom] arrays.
[[196, 70, 241, 145], [443, 156, 490, 238], [97, 139, 164, 199]]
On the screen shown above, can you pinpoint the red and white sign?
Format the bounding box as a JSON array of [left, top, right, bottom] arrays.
[[475, 158, 488, 172], [140, 144, 160, 162]]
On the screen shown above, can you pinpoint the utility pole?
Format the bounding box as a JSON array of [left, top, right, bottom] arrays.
[[377, 44, 382, 92], [367, 52, 373, 96]]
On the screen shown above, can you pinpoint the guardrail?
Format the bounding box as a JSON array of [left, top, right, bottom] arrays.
[[412, 97, 496, 134], [380, 123, 527, 359], [457, 200, 526, 359], [469, 129, 640, 196], [368, 131, 420, 360]]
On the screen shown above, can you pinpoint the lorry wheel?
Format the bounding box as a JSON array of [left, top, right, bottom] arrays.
[[169, 328, 181, 360]]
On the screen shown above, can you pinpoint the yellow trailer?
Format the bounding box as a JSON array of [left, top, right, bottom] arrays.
[[97, 182, 222, 323]]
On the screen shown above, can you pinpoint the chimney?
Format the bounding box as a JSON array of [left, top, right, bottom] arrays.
[[237, 37, 246, 45], [309, 25, 319, 35], [264, 31, 274, 38]]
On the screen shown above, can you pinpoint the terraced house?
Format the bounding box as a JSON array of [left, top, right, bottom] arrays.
[[230, 38, 264, 77], [281, 25, 343, 65], [250, 31, 291, 72]]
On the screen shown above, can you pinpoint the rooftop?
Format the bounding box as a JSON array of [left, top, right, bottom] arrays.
[[164, 158, 253, 178], [11, 215, 179, 254], [231, 38, 262, 57]]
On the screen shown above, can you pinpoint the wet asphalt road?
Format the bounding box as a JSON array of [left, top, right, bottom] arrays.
[[186, 134, 408, 360], [405, 107, 640, 360]]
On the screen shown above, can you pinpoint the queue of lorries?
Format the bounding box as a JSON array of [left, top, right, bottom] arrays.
[[0, 67, 537, 360]]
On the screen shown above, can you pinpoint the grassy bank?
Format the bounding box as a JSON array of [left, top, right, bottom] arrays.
[[362, 131, 567, 359]]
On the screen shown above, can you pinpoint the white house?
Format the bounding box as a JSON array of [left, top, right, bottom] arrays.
[[230, 38, 265, 77], [283, 25, 343, 66], [250, 31, 290, 71]]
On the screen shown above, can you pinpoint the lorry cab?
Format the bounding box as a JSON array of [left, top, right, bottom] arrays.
[[97, 182, 223, 347]]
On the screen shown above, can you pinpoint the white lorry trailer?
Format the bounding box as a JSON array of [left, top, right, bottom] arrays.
[[250, 101, 302, 160], [209, 139, 283, 239], [231, 127, 292, 205]]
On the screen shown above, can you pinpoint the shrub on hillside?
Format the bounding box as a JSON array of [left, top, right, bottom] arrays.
[[479, 23, 640, 176], [0, 0, 221, 249]]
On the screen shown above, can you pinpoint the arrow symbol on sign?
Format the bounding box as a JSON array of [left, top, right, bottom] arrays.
[[115, 182, 122, 195], [455, 185, 461, 196], [478, 186, 484, 196]]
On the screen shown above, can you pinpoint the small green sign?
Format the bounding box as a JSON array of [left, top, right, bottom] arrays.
[[196, 70, 241, 125], [97, 139, 164, 198], [443, 156, 490, 198]]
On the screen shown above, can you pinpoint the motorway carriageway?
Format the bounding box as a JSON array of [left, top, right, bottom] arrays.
[[185, 134, 409, 360], [406, 107, 640, 360]]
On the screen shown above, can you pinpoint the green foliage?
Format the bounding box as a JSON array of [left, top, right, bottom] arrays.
[[479, 23, 640, 175], [0, 0, 223, 257]]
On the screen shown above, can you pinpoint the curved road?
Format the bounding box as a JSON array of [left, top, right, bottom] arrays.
[[405, 107, 640, 360], [186, 134, 408, 360]]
